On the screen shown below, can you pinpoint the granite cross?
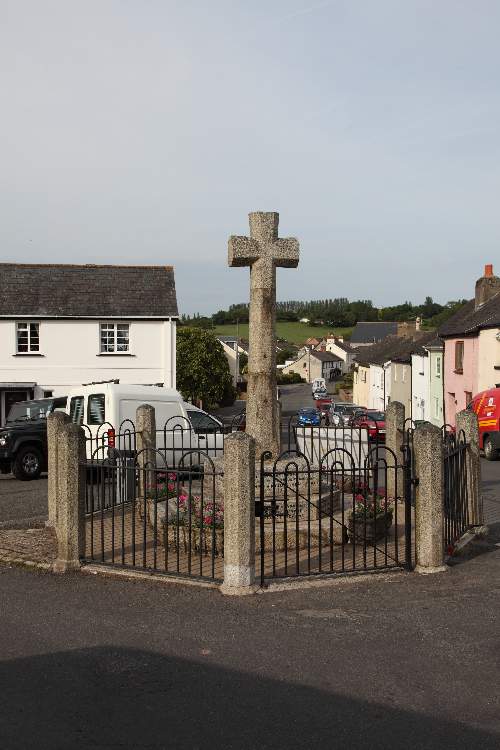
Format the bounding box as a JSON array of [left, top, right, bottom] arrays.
[[228, 212, 299, 457]]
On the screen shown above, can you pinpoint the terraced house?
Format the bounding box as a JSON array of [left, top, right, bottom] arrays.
[[439, 264, 500, 425], [0, 263, 178, 425]]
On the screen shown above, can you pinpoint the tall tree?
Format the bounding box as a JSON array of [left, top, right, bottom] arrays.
[[176, 328, 235, 408]]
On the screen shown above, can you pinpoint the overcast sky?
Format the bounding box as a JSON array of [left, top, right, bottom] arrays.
[[2, 0, 499, 314]]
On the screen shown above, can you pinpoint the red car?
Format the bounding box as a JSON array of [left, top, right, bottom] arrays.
[[351, 410, 386, 441], [315, 398, 332, 421]]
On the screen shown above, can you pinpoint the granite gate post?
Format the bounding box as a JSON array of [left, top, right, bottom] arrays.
[[228, 212, 299, 458], [53, 423, 86, 573], [46, 411, 70, 528], [385, 401, 405, 499], [455, 409, 482, 527], [413, 423, 447, 574], [220, 432, 258, 595], [136, 404, 156, 500]]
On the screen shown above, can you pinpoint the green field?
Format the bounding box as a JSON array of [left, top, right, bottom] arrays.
[[213, 322, 353, 345]]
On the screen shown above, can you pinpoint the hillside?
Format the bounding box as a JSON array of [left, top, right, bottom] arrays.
[[213, 322, 353, 345]]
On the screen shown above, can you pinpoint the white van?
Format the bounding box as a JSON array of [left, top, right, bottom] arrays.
[[65, 383, 224, 466], [312, 378, 326, 394]]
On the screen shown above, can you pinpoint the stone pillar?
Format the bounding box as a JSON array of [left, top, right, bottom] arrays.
[[413, 423, 447, 574], [136, 404, 156, 500], [220, 432, 258, 595], [455, 409, 482, 527], [53, 423, 86, 573], [46, 411, 70, 528], [385, 401, 405, 499]]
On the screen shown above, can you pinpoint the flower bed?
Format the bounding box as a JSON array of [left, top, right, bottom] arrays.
[[147, 473, 224, 556], [347, 482, 393, 543]]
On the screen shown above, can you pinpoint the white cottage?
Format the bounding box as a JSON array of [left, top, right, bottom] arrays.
[[0, 263, 178, 424]]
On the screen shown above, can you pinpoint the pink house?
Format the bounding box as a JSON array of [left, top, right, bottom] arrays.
[[440, 264, 500, 426], [442, 336, 478, 425]]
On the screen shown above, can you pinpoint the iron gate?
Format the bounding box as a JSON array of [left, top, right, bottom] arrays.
[[257, 433, 414, 585], [442, 428, 469, 552]]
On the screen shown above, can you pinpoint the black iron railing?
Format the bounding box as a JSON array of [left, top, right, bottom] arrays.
[[82, 448, 223, 582], [257, 444, 413, 586], [443, 429, 469, 552]]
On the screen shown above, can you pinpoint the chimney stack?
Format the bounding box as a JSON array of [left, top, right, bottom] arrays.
[[475, 264, 500, 310]]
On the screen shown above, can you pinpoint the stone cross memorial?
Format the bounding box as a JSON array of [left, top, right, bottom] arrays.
[[228, 212, 299, 457]]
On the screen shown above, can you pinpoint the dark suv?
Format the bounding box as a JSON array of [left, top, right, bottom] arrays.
[[0, 397, 67, 480]]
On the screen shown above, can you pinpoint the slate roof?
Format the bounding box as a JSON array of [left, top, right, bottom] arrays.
[[438, 295, 500, 337], [355, 332, 436, 367], [0, 263, 178, 318], [350, 321, 398, 344], [327, 337, 355, 353], [311, 350, 342, 363]]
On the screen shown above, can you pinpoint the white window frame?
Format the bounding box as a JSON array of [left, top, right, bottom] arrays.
[[435, 355, 441, 377], [16, 321, 40, 354], [99, 322, 130, 354]]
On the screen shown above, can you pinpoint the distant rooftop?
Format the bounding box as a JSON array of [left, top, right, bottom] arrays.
[[350, 321, 398, 345]]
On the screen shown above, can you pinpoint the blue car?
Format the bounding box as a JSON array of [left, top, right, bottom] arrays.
[[297, 408, 321, 427]]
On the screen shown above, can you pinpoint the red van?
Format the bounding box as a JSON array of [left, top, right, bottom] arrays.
[[468, 387, 500, 460]]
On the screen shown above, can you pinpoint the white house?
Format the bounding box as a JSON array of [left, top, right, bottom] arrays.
[[368, 362, 392, 410], [325, 336, 356, 375], [282, 349, 342, 384], [216, 335, 249, 386], [411, 350, 430, 422], [0, 263, 178, 424]]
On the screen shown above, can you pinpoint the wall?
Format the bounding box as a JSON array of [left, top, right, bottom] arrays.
[[428, 349, 444, 427], [390, 362, 412, 418], [369, 364, 385, 410], [219, 339, 239, 386], [282, 351, 317, 383], [443, 336, 478, 425], [477, 328, 500, 392], [0, 318, 176, 399], [411, 353, 429, 422], [353, 365, 370, 408]]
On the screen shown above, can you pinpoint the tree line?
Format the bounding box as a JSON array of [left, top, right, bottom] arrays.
[[181, 297, 468, 330]]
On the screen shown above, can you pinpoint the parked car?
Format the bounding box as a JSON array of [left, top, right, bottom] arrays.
[[297, 408, 321, 427], [315, 397, 332, 420], [0, 396, 67, 480], [350, 410, 386, 441], [467, 387, 500, 460], [312, 388, 328, 400], [328, 402, 360, 427], [66, 383, 224, 466]]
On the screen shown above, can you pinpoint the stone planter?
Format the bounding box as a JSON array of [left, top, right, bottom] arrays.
[[166, 524, 224, 557], [347, 511, 393, 544]]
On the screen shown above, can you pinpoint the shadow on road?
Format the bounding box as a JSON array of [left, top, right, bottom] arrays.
[[0, 646, 497, 749]]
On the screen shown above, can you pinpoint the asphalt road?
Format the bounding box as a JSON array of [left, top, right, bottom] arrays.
[[0, 474, 47, 527], [1, 545, 500, 749]]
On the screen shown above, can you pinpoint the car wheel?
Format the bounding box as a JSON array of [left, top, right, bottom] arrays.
[[13, 446, 43, 480], [484, 437, 499, 461]]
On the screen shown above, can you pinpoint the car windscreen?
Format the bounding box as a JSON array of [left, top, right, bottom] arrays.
[[6, 399, 55, 423], [365, 412, 385, 421]]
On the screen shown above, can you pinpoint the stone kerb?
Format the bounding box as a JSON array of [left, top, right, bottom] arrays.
[[455, 409, 482, 527], [385, 401, 405, 499], [413, 423, 447, 574], [46, 411, 70, 529], [220, 432, 258, 595], [53, 423, 86, 573]]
